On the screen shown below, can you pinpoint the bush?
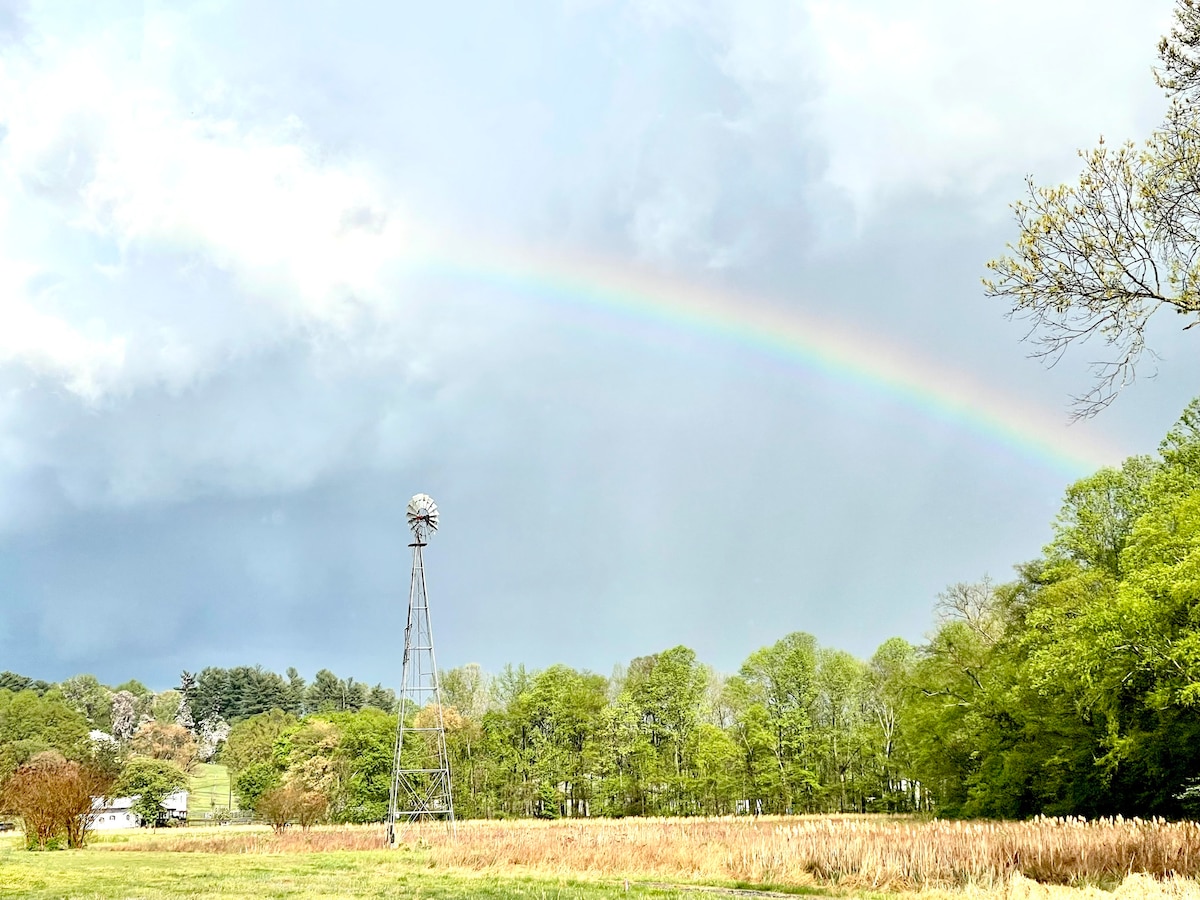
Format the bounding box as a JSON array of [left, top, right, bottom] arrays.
[[0, 751, 114, 849], [25, 833, 64, 851], [256, 785, 328, 832]]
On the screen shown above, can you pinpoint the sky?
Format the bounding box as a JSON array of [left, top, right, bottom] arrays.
[[1, 0, 1197, 690]]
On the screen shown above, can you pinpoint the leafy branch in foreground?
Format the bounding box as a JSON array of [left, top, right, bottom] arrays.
[[985, 0, 1200, 416]]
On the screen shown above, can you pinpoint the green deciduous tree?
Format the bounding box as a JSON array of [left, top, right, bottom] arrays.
[[865, 637, 919, 812], [732, 632, 820, 813], [623, 647, 706, 815], [114, 758, 188, 827], [326, 708, 395, 823], [812, 648, 870, 812], [1049, 457, 1158, 576], [233, 761, 283, 812], [221, 710, 297, 777], [58, 675, 112, 732], [0, 690, 90, 777], [441, 663, 490, 719]]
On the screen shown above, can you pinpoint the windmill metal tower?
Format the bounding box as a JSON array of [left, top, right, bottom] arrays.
[[386, 493, 455, 844]]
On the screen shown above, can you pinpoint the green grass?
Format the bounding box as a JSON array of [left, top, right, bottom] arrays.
[[0, 839, 688, 899], [188, 762, 236, 818]]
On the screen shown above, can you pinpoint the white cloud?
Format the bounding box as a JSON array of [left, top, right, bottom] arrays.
[[805, 0, 1174, 207], [702, 0, 1175, 213], [0, 8, 421, 403]]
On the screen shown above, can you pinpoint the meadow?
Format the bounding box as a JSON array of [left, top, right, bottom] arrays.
[[186, 763, 237, 821], [4, 816, 1200, 899]]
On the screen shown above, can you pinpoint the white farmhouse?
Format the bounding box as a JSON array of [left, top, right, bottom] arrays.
[[90, 790, 188, 829]]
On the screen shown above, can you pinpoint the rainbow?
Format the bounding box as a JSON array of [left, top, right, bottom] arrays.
[[408, 239, 1125, 475]]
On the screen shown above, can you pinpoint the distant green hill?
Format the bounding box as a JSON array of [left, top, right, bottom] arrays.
[[188, 763, 236, 821]]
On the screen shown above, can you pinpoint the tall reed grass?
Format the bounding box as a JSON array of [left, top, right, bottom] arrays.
[[100, 815, 1200, 891]]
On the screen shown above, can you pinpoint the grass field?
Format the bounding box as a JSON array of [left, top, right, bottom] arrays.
[[0, 830, 686, 900], [3, 818, 1200, 899], [0, 846, 672, 899], [187, 763, 236, 820]]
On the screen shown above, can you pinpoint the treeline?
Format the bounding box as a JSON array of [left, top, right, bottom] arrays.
[[0, 665, 401, 839], [0, 665, 397, 734], [906, 400, 1200, 819], [3, 399, 1200, 823]]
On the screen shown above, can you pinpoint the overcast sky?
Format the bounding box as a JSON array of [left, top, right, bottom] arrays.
[[1, 0, 1197, 690]]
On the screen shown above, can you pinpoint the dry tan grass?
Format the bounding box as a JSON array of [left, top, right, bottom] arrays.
[[932, 873, 1200, 900], [99, 815, 1200, 893], [429, 816, 1200, 890]]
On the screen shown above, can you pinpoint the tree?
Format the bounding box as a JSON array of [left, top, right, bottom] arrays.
[[176, 672, 196, 732], [812, 649, 870, 812], [114, 758, 188, 827], [129, 721, 199, 771], [623, 647, 706, 814], [365, 684, 396, 714], [866, 638, 918, 811], [908, 580, 1010, 816], [257, 785, 295, 832], [1, 752, 70, 850], [441, 664, 490, 719], [109, 691, 138, 743], [984, 1, 1200, 415], [0, 672, 50, 695], [0, 751, 115, 849], [285, 668, 307, 715], [275, 719, 341, 807], [305, 669, 344, 713], [189, 666, 292, 724], [222, 710, 297, 777], [234, 762, 283, 812], [734, 632, 821, 813], [510, 665, 608, 818], [1048, 457, 1158, 576], [147, 690, 180, 724], [85, 730, 125, 783], [59, 675, 112, 731], [693, 723, 740, 814], [196, 716, 231, 762], [327, 708, 396, 823], [0, 690, 90, 777], [442, 704, 486, 818]]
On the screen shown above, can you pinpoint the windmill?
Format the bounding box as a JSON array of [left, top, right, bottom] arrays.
[[386, 493, 455, 843]]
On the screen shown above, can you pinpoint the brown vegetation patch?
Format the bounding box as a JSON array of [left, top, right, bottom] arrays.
[[98, 816, 1200, 891]]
